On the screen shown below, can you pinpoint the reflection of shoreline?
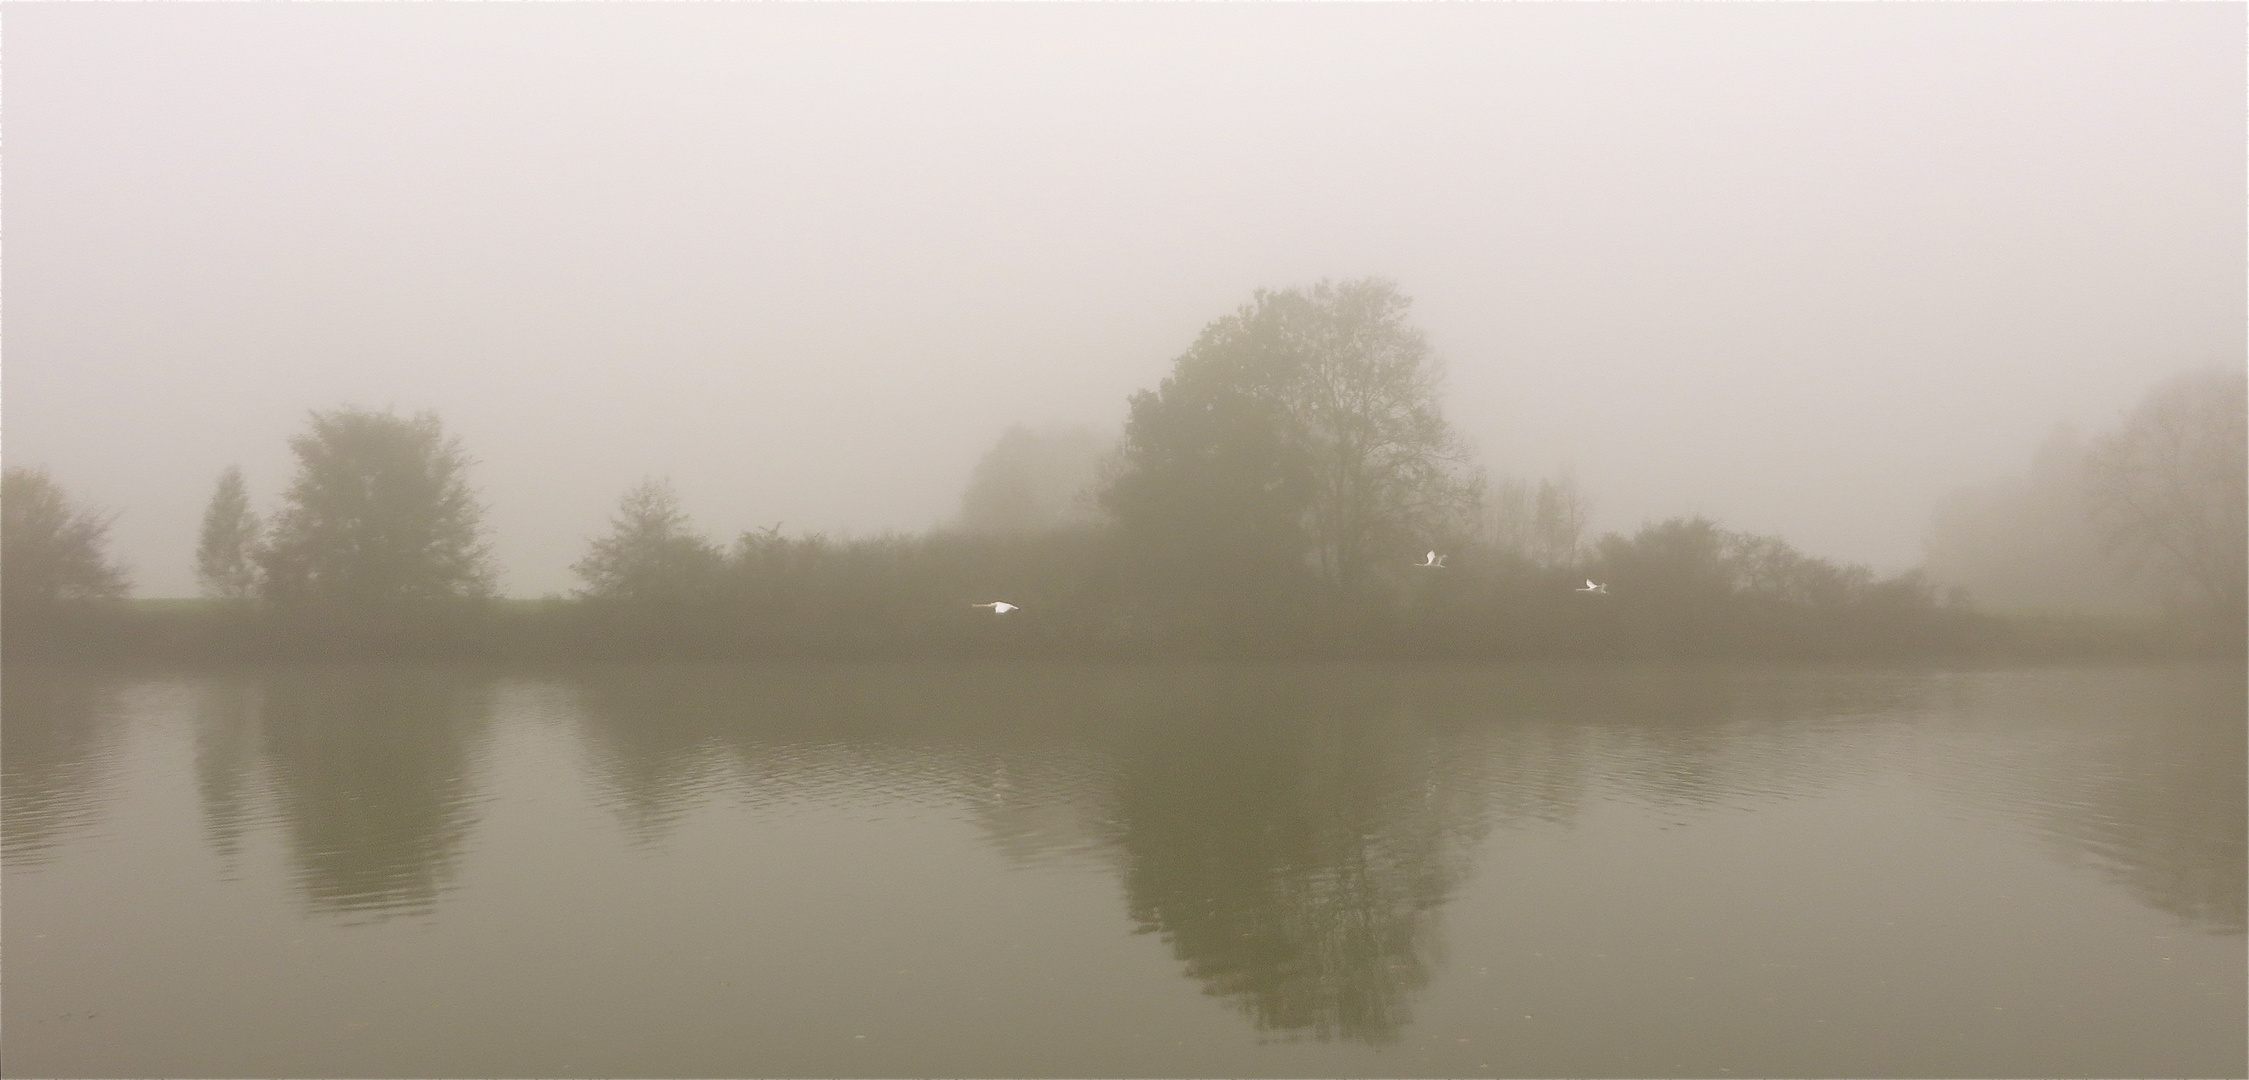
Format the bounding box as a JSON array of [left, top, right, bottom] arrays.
[[1107, 671, 1494, 1044], [1, 666, 129, 868], [531, 660, 2249, 1041], [194, 678, 267, 877], [232, 666, 495, 921], [1916, 666, 2247, 936], [2055, 671, 2247, 936], [135, 659, 2244, 1029], [559, 664, 1500, 1043]]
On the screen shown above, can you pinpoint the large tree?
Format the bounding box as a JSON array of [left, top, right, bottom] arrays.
[[195, 465, 263, 600], [573, 478, 723, 604], [257, 409, 495, 605], [1104, 290, 1320, 606], [1286, 279, 1476, 590], [2083, 367, 2248, 625], [1924, 425, 2146, 615], [1, 467, 130, 608], [1104, 279, 1474, 599]]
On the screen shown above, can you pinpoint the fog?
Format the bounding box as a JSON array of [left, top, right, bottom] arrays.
[[5, 4, 2239, 598]]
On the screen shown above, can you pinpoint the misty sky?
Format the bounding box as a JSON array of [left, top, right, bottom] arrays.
[[5, 4, 2240, 598]]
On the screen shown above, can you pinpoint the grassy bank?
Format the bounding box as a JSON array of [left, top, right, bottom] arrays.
[[0, 595, 2224, 665]]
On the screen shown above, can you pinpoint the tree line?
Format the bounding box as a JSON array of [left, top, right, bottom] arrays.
[[5, 279, 2241, 660], [1925, 366, 2246, 641]]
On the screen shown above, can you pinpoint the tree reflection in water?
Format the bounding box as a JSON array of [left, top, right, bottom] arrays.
[[0, 665, 127, 868], [560, 663, 1501, 1044], [145, 659, 2243, 1035], [549, 661, 2248, 1043], [1109, 670, 1492, 1045], [1964, 667, 2247, 936], [254, 666, 493, 920], [2068, 671, 2247, 935], [193, 676, 266, 877], [570, 668, 735, 846]]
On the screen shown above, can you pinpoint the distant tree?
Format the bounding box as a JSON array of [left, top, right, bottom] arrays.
[[195, 466, 263, 600], [958, 425, 1113, 536], [1493, 473, 1589, 567], [1729, 531, 1874, 607], [573, 479, 723, 603], [1589, 515, 1945, 654], [1595, 516, 1933, 611], [1104, 279, 1475, 599], [1486, 478, 1534, 557], [1924, 425, 2146, 615], [1529, 476, 1589, 567], [257, 409, 495, 605], [2084, 368, 2248, 625], [1593, 516, 1740, 608], [1, 467, 130, 607]]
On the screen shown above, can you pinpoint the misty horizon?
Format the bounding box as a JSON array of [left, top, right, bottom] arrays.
[[6, 4, 2241, 598], [5, 10, 2243, 1077]]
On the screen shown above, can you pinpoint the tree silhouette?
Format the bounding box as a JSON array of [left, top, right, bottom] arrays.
[[1924, 425, 2147, 615], [1104, 294, 1311, 615], [1104, 279, 1474, 611], [573, 478, 723, 604], [1, 466, 129, 609], [1287, 280, 1477, 591], [257, 409, 495, 606], [2084, 367, 2247, 628], [195, 465, 263, 599]]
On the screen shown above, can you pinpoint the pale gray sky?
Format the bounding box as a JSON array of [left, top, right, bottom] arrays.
[[5, 4, 2240, 597]]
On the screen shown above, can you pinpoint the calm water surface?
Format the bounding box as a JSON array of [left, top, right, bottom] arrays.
[[3, 661, 2242, 1078]]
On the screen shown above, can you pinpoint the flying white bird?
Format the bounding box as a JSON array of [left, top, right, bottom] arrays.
[[973, 602, 1019, 613], [1576, 580, 1609, 594], [1415, 551, 1447, 568]]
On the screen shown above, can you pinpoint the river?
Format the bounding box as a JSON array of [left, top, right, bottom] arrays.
[[3, 660, 2241, 1077]]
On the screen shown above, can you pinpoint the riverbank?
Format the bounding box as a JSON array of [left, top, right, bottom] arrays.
[[2, 598, 2228, 664]]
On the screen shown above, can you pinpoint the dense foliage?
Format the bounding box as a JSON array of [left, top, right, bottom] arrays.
[[258, 409, 496, 607], [573, 479, 726, 606], [1104, 279, 1478, 624], [1, 467, 129, 610]]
